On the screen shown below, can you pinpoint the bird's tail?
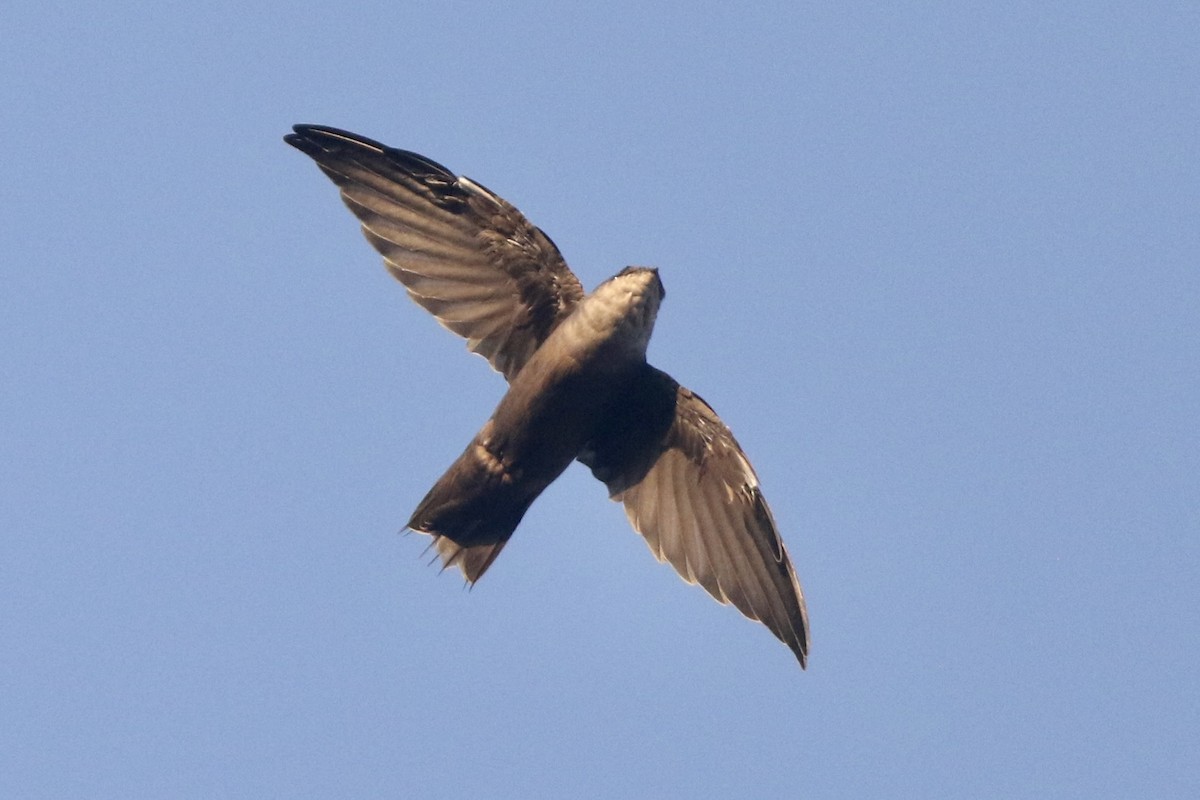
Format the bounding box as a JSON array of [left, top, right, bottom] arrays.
[[406, 439, 541, 583]]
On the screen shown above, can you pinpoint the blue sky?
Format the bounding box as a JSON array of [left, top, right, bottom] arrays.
[[3, 2, 1197, 797]]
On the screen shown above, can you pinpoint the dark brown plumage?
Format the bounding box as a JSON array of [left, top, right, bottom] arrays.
[[286, 125, 810, 667]]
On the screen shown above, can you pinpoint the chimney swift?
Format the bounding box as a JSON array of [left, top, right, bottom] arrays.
[[285, 125, 810, 667]]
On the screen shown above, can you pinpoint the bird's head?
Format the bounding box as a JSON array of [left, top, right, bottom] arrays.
[[599, 266, 664, 352]]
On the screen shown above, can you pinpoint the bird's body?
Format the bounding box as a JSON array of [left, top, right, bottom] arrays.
[[410, 267, 665, 579], [286, 125, 810, 667]]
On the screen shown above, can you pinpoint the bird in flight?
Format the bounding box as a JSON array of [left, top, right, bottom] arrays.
[[286, 125, 809, 667]]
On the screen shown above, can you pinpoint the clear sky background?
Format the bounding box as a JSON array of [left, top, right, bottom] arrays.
[[3, 2, 1197, 797]]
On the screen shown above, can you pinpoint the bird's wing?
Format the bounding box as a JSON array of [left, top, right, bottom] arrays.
[[286, 125, 585, 380], [581, 368, 809, 667]]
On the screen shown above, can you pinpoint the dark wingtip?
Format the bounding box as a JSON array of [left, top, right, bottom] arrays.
[[283, 124, 459, 180], [283, 124, 323, 156], [790, 609, 809, 669], [283, 124, 390, 156]]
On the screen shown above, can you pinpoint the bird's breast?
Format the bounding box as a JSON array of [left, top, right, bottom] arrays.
[[480, 295, 650, 482]]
